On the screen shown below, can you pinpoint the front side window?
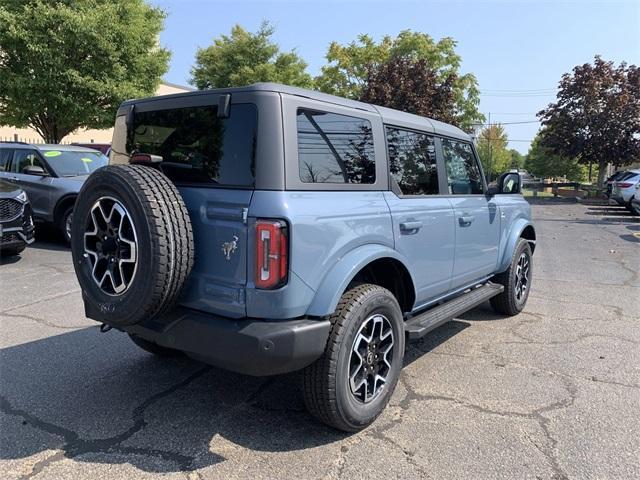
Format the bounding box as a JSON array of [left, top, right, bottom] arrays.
[[297, 109, 375, 184], [442, 139, 484, 195], [128, 104, 257, 187], [386, 127, 439, 195], [12, 150, 43, 174]]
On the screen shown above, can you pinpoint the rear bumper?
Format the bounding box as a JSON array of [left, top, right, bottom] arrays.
[[125, 307, 331, 376]]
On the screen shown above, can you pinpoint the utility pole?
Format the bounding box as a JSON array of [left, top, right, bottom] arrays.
[[488, 112, 493, 183]]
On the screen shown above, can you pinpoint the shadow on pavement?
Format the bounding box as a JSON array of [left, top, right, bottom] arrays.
[[27, 224, 69, 252], [0, 312, 467, 473]]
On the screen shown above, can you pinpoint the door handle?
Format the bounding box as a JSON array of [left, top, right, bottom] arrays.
[[400, 221, 423, 232], [459, 215, 475, 226]]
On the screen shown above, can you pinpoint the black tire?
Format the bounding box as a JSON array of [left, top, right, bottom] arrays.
[[629, 200, 640, 216], [1, 244, 26, 256], [59, 205, 74, 244], [129, 334, 179, 357], [490, 238, 533, 316], [302, 284, 405, 432], [71, 165, 194, 327]]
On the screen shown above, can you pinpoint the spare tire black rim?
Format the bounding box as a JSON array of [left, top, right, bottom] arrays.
[[83, 196, 138, 296], [349, 313, 395, 403]]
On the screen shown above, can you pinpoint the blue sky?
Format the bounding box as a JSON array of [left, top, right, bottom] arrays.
[[153, 0, 640, 153]]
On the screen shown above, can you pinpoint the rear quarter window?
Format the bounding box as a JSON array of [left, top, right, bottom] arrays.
[[296, 108, 375, 184], [128, 104, 257, 187]]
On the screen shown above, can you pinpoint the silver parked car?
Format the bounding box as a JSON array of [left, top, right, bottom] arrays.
[[610, 169, 640, 209], [0, 142, 108, 243]]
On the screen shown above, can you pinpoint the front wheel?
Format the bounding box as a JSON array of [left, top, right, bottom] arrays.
[[490, 238, 533, 316], [302, 284, 405, 432]]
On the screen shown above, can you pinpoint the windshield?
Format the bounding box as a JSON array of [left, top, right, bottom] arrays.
[[43, 150, 108, 176]]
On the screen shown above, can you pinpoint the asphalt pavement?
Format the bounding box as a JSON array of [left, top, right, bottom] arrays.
[[1, 199, 639, 479]]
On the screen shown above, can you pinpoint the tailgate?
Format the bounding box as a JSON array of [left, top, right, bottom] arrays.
[[178, 187, 253, 318]]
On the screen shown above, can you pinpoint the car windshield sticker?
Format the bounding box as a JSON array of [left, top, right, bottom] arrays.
[[81, 157, 93, 163], [44, 151, 62, 157]]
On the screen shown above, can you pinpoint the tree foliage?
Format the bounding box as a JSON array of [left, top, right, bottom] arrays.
[[538, 56, 640, 187], [508, 149, 525, 170], [0, 0, 170, 143], [315, 31, 483, 130], [525, 132, 585, 181], [476, 124, 511, 179], [360, 57, 457, 124], [190, 22, 313, 90]]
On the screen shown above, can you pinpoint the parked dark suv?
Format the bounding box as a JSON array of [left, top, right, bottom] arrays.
[[0, 179, 34, 256], [70, 83, 535, 431]]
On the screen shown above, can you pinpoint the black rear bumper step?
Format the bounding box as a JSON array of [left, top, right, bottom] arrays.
[[404, 282, 504, 340]]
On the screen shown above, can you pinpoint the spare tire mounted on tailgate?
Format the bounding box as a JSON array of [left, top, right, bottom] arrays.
[[71, 165, 194, 326]]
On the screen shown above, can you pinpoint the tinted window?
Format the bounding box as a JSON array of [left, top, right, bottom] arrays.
[[42, 150, 108, 176], [297, 109, 375, 184], [129, 104, 257, 187], [0, 149, 13, 171], [386, 127, 438, 195], [12, 150, 44, 174], [442, 139, 484, 194]]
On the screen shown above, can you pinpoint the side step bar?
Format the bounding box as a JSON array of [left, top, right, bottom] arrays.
[[404, 282, 504, 340]]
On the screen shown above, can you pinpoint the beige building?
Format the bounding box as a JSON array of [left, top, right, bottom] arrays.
[[0, 81, 192, 145]]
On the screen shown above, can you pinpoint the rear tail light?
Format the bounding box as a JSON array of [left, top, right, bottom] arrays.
[[255, 219, 288, 289], [617, 183, 633, 188]]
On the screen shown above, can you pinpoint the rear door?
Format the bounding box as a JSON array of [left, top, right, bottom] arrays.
[[441, 138, 500, 287], [384, 127, 455, 305], [116, 96, 259, 318]]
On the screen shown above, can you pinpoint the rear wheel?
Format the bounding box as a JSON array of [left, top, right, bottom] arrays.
[[302, 284, 405, 432], [490, 238, 532, 316]]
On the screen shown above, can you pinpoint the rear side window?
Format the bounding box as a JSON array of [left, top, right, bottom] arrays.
[[297, 109, 375, 184], [128, 104, 257, 187], [0, 149, 12, 171], [442, 139, 484, 195], [386, 127, 439, 195]]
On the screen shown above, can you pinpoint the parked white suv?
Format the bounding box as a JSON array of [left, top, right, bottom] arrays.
[[611, 169, 640, 209]]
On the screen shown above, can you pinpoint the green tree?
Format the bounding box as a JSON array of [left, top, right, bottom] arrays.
[[476, 124, 511, 180], [538, 56, 640, 187], [508, 149, 525, 169], [0, 0, 170, 143], [191, 22, 313, 90], [525, 132, 585, 181], [360, 56, 458, 124], [315, 31, 483, 130]]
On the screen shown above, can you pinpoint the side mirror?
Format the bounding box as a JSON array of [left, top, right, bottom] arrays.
[[497, 172, 521, 194], [23, 165, 47, 176]]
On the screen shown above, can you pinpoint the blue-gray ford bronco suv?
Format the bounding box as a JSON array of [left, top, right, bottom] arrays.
[[70, 83, 535, 432]]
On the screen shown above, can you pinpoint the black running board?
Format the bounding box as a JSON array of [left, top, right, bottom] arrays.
[[404, 282, 504, 340]]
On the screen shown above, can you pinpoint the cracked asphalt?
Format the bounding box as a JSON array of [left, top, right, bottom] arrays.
[[1, 199, 639, 480]]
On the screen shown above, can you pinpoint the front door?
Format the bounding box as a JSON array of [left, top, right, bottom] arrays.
[[441, 138, 500, 287], [384, 127, 455, 306], [8, 149, 54, 219]]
